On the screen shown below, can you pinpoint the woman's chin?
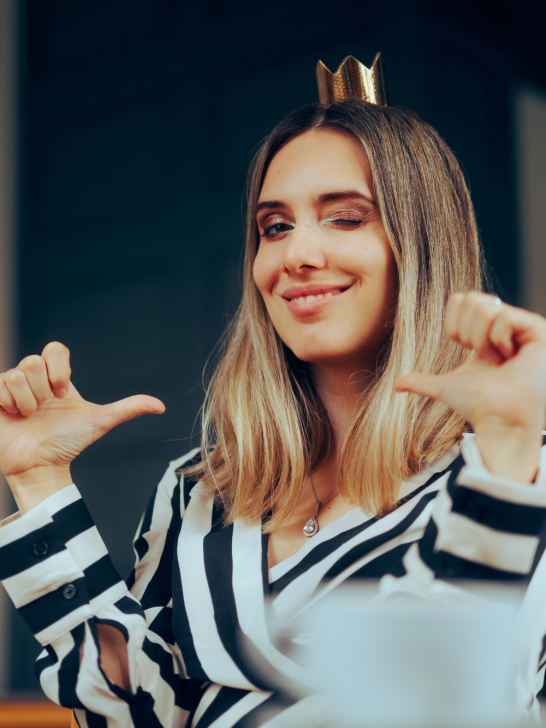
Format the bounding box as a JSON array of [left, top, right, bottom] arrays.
[[288, 343, 355, 366]]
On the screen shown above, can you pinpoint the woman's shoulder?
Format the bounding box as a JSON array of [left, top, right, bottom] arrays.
[[166, 446, 202, 472], [149, 447, 205, 516]]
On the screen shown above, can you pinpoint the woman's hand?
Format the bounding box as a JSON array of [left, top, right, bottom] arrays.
[[395, 293, 546, 482], [0, 342, 164, 512]]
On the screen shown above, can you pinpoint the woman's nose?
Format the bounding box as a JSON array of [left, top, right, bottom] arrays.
[[281, 223, 326, 273]]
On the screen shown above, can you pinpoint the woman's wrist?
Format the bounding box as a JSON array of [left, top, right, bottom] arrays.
[[473, 419, 542, 483], [6, 466, 73, 514]]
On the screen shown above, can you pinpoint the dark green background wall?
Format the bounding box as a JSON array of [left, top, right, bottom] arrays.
[[8, 0, 546, 691]]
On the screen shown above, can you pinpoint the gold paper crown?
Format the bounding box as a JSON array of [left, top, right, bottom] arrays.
[[316, 52, 386, 106]]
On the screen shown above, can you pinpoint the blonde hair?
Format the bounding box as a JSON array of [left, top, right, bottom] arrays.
[[185, 99, 483, 532]]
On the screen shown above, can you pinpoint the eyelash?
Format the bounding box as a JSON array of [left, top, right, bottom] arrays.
[[262, 222, 294, 238], [261, 214, 370, 239]]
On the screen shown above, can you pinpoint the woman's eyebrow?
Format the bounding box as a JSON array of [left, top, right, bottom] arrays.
[[317, 190, 375, 205], [256, 199, 287, 213], [255, 190, 375, 215]]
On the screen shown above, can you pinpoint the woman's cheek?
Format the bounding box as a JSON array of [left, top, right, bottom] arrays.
[[253, 248, 278, 299]]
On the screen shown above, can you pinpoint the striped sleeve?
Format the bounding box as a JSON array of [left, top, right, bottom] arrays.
[[0, 484, 127, 644], [0, 448, 205, 728], [417, 435, 546, 580]]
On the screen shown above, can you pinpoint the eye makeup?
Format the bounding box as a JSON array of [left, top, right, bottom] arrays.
[[321, 203, 375, 228], [261, 219, 295, 238], [257, 199, 377, 239], [321, 213, 368, 227]]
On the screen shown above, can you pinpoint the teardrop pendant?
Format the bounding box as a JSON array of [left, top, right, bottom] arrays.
[[303, 516, 319, 537]]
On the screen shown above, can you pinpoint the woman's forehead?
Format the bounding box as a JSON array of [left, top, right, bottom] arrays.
[[259, 129, 372, 204]]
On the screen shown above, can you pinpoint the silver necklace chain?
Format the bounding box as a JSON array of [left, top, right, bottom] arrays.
[[303, 473, 340, 538]]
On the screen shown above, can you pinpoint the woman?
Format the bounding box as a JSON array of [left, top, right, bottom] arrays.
[[1, 68, 546, 728]]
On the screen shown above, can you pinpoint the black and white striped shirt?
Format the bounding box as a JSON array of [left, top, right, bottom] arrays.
[[1, 433, 546, 727]]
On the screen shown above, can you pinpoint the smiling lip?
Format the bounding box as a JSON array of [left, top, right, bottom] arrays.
[[281, 284, 351, 318]]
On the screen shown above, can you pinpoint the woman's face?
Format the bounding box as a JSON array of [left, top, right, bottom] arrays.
[[253, 129, 397, 369]]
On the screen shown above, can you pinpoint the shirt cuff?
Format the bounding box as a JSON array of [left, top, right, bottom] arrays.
[[430, 436, 546, 575], [0, 484, 127, 644]]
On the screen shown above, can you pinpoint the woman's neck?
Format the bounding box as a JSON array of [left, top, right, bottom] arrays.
[[311, 360, 372, 449]]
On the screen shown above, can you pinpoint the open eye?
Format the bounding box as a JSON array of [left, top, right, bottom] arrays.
[[262, 222, 295, 238]]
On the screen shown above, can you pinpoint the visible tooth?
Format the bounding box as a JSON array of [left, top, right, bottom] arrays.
[[296, 297, 304, 303], [306, 295, 316, 302], [325, 292, 333, 297], [316, 294, 324, 299]]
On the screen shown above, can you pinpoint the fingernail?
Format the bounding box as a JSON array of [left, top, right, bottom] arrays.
[[54, 388, 68, 397]]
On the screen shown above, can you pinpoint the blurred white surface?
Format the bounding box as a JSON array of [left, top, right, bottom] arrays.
[[272, 581, 525, 728]]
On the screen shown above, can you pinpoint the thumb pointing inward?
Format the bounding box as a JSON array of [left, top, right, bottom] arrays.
[[394, 373, 443, 401], [98, 395, 165, 434]]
